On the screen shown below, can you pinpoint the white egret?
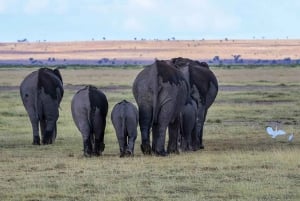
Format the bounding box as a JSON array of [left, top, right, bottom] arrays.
[[266, 126, 286, 138], [288, 133, 294, 142]]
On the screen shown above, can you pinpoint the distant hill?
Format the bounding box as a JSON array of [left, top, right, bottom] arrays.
[[1, 40, 300, 66]]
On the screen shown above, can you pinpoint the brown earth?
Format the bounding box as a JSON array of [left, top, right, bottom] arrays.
[[1, 39, 300, 61]]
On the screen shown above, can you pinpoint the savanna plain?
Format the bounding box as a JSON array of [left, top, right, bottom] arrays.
[[0, 65, 299, 201]]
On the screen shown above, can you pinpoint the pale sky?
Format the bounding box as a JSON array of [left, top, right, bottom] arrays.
[[1, 0, 300, 42]]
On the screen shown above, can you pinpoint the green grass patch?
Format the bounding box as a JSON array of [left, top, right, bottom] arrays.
[[0, 67, 299, 201]]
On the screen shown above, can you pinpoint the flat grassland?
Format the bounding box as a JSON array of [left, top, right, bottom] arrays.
[[0, 66, 299, 201], [1, 39, 300, 61]]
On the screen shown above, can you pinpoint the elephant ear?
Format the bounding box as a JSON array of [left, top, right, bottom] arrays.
[[38, 68, 64, 100], [88, 85, 108, 117], [53, 68, 63, 84], [53, 68, 64, 99], [189, 65, 218, 105], [189, 66, 210, 103]]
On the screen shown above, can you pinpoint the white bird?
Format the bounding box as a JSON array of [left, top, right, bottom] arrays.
[[288, 133, 294, 142], [266, 126, 286, 138]]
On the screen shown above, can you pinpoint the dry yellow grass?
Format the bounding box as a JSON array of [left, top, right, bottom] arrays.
[[1, 39, 300, 61]]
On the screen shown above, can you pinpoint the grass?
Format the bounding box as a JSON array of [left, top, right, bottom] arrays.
[[0, 66, 299, 201]]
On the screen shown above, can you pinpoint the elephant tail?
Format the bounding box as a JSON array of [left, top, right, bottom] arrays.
[[121, 105, 126, 139], [179, 111, 184, 140], [88, 86, 96, 144]]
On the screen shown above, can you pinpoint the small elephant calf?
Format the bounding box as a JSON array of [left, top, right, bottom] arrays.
[[111, 100, 138, 157], [179, 98, 197, 151]]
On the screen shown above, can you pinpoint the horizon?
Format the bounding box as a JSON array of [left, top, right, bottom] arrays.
[[1, 0, 300, 42], [3, 38, 300, 44]]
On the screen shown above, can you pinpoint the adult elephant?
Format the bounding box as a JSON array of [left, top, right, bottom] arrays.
[[170, 57, 218, 150], [71, 85, 108, 157], [133, 59, 188, 156], [20, 68, 64, 145]]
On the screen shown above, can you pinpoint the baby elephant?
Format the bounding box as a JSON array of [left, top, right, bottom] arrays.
[[71, 85, 108, 157], [179, 98, 197, 151], [111, 100, 138, 157]]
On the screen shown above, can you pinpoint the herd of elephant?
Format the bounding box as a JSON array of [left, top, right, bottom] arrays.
[[20, 57, 218, 157]]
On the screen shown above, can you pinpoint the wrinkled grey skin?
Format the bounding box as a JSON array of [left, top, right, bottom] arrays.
[[171, 57, 218, 150], [133, 60, 188, 156], [20, 68, 64, 145], [71, 85, 108, 157], [179, 98, 197, 151], [111, 100, 138, 157]]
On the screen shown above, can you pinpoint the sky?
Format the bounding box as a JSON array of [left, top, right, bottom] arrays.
[[1, 0, 300, 42]]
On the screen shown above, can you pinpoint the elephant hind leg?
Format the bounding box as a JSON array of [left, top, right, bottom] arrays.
[[83, 137, 93, 157], [167, 119, 180, 154], [52, 124, 57, 142], [40, 119, 46, 140], [93, 111, 106, 156], [126, 127, 137, 157], [79, 125, 92, 157], [30, 118, 40, 145], [41, 118, 58, 145], [141, 144, 152, 155], [152, 124, 168, 156], [138, 105, 152, 155]]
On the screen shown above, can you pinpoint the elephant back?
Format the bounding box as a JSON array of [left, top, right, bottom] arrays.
[[156, 60, 186, 85]]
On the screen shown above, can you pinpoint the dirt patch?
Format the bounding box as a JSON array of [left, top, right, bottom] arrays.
[[0, 84, 292, 92], [0, 85, 131, 92], [219, 85, 294, 91]]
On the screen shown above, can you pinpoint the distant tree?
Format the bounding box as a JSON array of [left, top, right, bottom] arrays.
[[102, 37, 106, 40], [18, 38, 28, 43], [283, 57, 291, 65], [172, 37, 176, 40], [213, 56, 220, 62], [101, 58, 109, 63], [232, 55, 241, 63]]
